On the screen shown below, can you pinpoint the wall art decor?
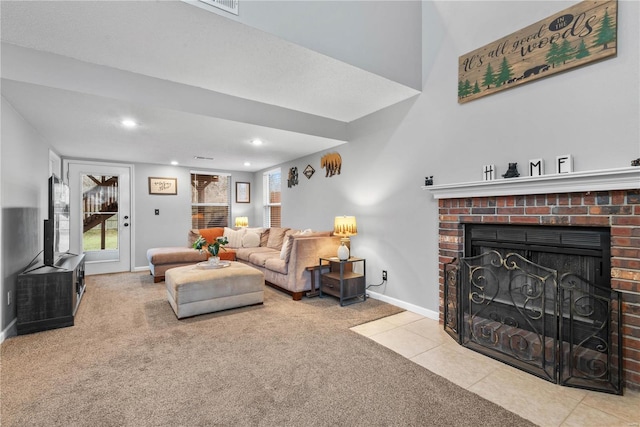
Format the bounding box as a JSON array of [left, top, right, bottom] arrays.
[[458, 0, 617, 104], [556, 155, 574, 173], [236, 182, 250, 203], [529, 159, 545, 176], [287, 167, 299, 188], [483, 165, 496, 181], [321, 152, 342, 177], [502, 163, 520, 178], [149, 177, 177, 195], [303, 164, 315, 179]]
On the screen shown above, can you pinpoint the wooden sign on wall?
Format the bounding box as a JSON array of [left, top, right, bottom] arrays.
[[458, 0, 617, 104]]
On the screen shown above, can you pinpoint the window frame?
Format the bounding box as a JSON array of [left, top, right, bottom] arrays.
[[190, 170, 231, 229], [262, 168, 281, 228]]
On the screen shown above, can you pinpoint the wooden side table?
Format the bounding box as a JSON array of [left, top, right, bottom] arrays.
[[319, 257, 366, 306], [305, 263, 331, 298]]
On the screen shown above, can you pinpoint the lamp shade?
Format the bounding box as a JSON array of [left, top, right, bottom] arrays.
[[234, 216, 248, 227], [334, 216, 357, 236]]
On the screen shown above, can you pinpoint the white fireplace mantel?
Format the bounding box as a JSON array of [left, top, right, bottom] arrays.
[[424, 167, 640, 199]]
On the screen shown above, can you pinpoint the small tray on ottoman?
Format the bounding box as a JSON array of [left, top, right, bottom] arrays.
[[196, 261, 230, 269]]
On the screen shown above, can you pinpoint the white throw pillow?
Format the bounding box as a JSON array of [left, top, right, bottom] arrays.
[[241, 232, 261, 248], [279, 230, 300, 260], [224, 227, 246, 248]]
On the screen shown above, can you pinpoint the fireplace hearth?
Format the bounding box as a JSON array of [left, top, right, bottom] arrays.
[[444, 224, 622, 394], [428, 170, 640, 391]]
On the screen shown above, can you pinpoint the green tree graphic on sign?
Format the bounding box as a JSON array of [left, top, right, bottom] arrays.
[[458, 80, 472, 98], [496, 57, 514, 87], [482, 63, 495, 89], [557, 39, 576, 64], [593, 9, 616, 50], [546, 42, 562, 68], [575, 39, 591, 59], [473, 81, 481, 94]]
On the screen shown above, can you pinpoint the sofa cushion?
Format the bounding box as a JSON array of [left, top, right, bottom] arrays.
[[236, 247, 274, 262], [259, 228, 270, 247], [188, 229, 201, 247], [242, 231, 261, 248], [147, 247, 207, 265], [266, 227, 290, 250], [224, 227, 246, 248], [264, 258, 288, 275], [248, 250, 281, 267]]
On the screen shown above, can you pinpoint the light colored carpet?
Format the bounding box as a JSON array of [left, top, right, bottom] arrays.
[[1, 271, 535, 426]]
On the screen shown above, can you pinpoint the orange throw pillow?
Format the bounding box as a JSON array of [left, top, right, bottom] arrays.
[[199, 227, 224, 244]]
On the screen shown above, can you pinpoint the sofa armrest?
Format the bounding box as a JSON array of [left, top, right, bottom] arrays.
[[285, 236, 341, 292]]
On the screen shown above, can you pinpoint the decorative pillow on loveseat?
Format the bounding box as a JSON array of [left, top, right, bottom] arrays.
[[223, 227, 246, 248], [188, 227, 225, 247], [241, 231, 261, 248], [266, 227, 290, 250]]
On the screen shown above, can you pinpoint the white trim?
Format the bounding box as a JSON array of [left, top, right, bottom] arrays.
[[424, 167, 640, 199], [1, 318, 17, 343], [133, 266, 150, 273], [366, 291, 439, 320], [63, 159, 134, 275]]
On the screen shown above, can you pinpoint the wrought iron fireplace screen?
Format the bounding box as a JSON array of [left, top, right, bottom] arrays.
[[444, 225, 622, 395]]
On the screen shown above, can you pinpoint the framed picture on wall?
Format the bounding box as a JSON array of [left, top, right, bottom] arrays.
[[149, 177, 177, 195], [236, 182, 250, 203]]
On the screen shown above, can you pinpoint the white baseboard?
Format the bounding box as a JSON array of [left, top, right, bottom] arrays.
[[1, 318, 17, 343], [366, 290, 439, 320], [132, 266, 150, 273]]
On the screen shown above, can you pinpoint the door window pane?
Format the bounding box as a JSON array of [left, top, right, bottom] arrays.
[[82, 175, 118, 251]]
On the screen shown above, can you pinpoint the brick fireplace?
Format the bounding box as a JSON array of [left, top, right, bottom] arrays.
[[428, 168, 640, 391]]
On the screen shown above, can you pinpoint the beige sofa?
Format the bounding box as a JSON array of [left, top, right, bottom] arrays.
[[147, 227, 341, 300]]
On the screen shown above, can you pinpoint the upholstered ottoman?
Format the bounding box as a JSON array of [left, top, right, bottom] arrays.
[[147, 247, 236, 283], [165, 262, 264, 319]]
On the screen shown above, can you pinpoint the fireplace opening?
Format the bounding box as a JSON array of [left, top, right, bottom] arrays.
[[444, 224, 622, 394]]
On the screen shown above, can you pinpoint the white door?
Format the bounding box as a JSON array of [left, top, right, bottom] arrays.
[[67, 161, 132, 275]]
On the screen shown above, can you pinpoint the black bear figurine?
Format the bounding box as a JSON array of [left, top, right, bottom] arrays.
[[502, 163, 520, 178]]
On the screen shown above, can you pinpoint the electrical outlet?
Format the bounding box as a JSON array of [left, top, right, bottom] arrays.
[[7, 290, 11, 306], [382, 270, 387, 281]]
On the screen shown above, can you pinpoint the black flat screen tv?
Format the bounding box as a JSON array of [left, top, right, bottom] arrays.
[[44, 174, 70, 266]]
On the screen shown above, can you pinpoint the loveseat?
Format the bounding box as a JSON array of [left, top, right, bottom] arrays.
[[147, 227, 341, 300]]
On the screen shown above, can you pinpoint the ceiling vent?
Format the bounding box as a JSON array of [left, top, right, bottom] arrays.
[[197, 0, 239, 15]]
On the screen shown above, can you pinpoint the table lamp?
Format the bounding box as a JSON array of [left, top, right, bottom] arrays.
[[234, 216, 248, 228], [334, 216, 357, 260]]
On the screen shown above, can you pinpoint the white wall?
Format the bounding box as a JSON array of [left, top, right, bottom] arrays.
[[1, 96, 51, 335], [133, 163, 255, 269], [206, 0, 422, 90], [261, 0, 640, 314]]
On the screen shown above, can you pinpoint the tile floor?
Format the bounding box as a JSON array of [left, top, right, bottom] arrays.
[[351, 311, 640, 427]]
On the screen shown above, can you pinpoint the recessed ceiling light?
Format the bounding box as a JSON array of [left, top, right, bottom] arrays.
[[251, 139, 263, 145], [121, 119, 137, 128], [170, 161, 179, 165], [244, 162, 251, 166]]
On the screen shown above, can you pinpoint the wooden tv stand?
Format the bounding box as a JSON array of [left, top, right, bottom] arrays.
[[16, 253, 86, 335]]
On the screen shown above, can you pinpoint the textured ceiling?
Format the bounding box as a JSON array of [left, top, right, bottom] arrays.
[[1, 0, 420, 171]]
